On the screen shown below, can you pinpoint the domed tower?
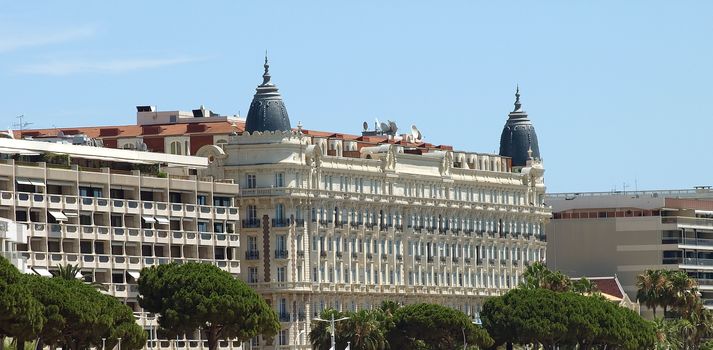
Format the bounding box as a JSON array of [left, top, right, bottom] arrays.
[[499, 86, 540, 167], [244, 55, 292, 133]]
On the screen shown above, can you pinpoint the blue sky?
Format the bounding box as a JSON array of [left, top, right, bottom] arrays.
[[1, 1, 711, 193]]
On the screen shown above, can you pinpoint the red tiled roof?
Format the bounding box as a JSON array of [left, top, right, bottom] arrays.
[[18, 120, 465, 153], [16, 121, 244, 140], [580, 277, 625, 299]]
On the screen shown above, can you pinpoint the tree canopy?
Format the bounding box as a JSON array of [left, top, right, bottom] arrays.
[[138, 262, 279, 350], [483, 281, 655, 350], [24, 274, 145, 350], [0, 256, 44, 348], [309, 302, 491, 350], [388, 303, 493, 350]]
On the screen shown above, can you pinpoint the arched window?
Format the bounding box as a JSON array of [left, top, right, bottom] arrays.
[[170, 141, 182, 155]]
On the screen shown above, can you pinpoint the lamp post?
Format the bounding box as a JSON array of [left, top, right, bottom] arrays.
[[117, 337, 122, 350], [292, 329, 306, 350], [462, 316, 482, 350], [313, 314, 349, 350], [102, 338, 106, 350]]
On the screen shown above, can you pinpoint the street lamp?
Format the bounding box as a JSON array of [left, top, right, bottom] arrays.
[[462, 316, 482, 350], [102, 338, 106, 350], [313, 314, 350, 350], [292, 329, 306, 350], [117, 337, 122, 350]]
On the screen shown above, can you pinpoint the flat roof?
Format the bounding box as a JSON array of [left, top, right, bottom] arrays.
[[0, 138, 208, 168]]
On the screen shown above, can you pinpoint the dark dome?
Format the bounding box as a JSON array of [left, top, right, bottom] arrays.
[[244, 57, 291, 134], [499, 87, 541, 167]]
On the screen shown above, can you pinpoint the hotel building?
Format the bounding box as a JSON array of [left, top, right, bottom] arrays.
[[19, 59, 550, 349]]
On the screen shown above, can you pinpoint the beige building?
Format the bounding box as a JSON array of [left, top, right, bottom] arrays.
[[547, 188, 713, 312], [0, 137, 242, 349]]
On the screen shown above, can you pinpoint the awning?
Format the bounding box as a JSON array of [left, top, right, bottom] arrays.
[[48, 210, 68, 221], [16, 178, 33, 186], [144, 188, 166, 193], [28, 179, 45, 187], [64, 210, 78, 217], [46, 180, 75, 187], [695, 210, 713, 216], [127, 271, 140, 279], [155, 216, 170, 224], [182, 217, 194, 222], [142, 216, 156, 224], [32, 267, 53, 277]]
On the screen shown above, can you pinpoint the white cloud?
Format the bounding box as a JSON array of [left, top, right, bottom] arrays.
[[0, 25, 95, 53], [15, 57, 202, 76]]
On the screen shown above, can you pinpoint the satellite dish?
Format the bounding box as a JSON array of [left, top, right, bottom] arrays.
[[135, 141, 148, 151], [388, 120, 398, 134], [362, 121, 369, 131], [380, 122, 390, 133], [411, 124, 422, 142]]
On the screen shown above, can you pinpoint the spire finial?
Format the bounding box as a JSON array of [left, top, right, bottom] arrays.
[[262, 51, 272, 85], [514, 84, 522, 112]]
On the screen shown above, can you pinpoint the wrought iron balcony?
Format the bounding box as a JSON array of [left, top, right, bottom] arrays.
[[274, 250, 289, 259], [245, 250, 260, 260], [272, 218, 290, 228], [242, 219, 261, 229]]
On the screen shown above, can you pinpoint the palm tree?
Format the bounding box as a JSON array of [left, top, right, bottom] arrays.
[[636, 269, 667, 318], [542, 271, 571, 292], [342, 309, 388, 350], [571, 277, 597, 295], [309, 309, 344, 350], [53, 263, 82, 280], [667, 270, 698, 314], [521, 261, 549, 289], [52, 263, 108, 291]]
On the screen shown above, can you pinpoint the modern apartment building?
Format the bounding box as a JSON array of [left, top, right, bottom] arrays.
[[547, 188, 713, 312], [0, 137, 242, 349], [19, 59, 550, 349]]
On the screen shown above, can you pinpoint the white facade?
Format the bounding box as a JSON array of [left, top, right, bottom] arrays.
[[0, 217, 29, 273], [199, 129, 550, 349]]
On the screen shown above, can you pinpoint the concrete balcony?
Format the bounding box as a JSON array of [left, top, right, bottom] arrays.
[[663, 216, 713, 229]]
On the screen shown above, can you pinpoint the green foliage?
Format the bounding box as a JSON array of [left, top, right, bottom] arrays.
[[52, 263, 108, 291], [309, 302, 489, 350], [138, 262, 279, 350], [483, 286, 655, 349], [0, 257, 44, 347], [521, 261, 577, 292], [388, 303, 493, 350], [23, 274, 144, 350], [41, 152, 70, 166]]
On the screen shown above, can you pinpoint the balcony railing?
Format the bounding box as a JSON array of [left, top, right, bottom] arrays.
[[242, 219, 261, 229], [245, 251, 260, 260], [663, 216, 713, 228], [272, 218, 290, 228], [274, 250, 289, 259], [279, 313, 291, 322]]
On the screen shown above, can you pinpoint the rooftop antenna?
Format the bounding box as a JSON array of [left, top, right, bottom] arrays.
[[13, 115, 32, 132]]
